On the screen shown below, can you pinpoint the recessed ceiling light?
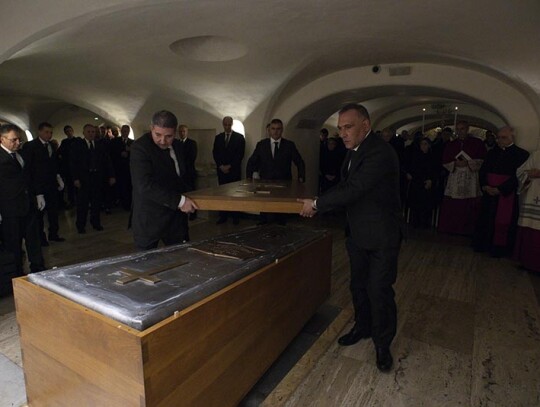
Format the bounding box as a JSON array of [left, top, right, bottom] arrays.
[[170, 36, 248, 62]]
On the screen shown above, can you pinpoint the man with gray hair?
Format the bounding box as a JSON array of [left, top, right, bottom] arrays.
[[70, 124, 115, 233], [299, 104, 403, 372], [212, 116, 245, 225], [130, 110, 197, 250], [0, 124, 46, 275], [473, 126, 529, 257]]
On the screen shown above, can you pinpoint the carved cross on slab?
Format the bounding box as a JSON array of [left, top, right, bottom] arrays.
[[115, 260, 189, 285], [534, 196, 540, 205], [189, 241, 265, 260]]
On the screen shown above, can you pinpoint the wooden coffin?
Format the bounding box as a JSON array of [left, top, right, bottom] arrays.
[[13, 232, 332, 407]]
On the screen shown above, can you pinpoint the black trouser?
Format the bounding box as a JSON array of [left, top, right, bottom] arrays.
[[134, 212, 189, 251], [39, 187, 60, 238], [76, 173, 103, 229], [64, 171, 75, 205], [346, 238, 400, 348], [116, 171, 132, 211], [217, 174, 240, 222], [1, 211, 44, 274]]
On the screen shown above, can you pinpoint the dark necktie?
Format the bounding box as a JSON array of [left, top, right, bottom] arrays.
[[274, 141, 279, 158], [10, 152, 21, 168], [44, 142, 51, 157], [225, 133, 230, 146], [88, 141, 96, 170], [168, 148, 180, 176], [342, 150, 353, 179]]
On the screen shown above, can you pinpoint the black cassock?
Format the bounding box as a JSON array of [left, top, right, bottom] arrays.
[[473, 144, 529, 256], [405, 148, 438, 228]]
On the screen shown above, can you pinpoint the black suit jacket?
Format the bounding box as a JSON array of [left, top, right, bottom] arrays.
[[246, 138, 305, 181], [22, 138, 59, 190], [130, 133, 189, 245], [57, 136, 77, 177], [110, 137, 133, 177], [0, 148, 43, 217], [179, 138, 198, 191], [69, 138, 114, 183], [317, 133, 402, 249], [212, 131, 245, 184]]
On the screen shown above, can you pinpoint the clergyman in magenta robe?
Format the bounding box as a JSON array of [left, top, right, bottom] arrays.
[[472, 127, 529, 257], [438, 121, 487, 235]]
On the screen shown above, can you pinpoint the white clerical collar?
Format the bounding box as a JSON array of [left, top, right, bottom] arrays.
[[502, 143, 514, 150]]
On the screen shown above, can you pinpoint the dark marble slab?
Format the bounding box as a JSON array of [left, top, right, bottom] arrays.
[[28, 225, 326, 331]]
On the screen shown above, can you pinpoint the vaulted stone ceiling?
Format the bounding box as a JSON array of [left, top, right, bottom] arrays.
[[1, 0, 540, 151]]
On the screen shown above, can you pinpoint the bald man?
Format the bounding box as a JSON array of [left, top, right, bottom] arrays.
[[473, 126, 529, 257]]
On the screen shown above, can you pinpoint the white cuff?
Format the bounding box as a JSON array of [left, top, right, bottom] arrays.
[[312, 199, 318, 210], [178, 195, 186, 208]]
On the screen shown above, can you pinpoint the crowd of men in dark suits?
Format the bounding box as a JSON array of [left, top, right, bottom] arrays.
[[1, 106, 404, 374]]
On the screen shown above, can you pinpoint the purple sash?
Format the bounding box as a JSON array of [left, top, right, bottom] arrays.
[[487, 173, 514, 246]]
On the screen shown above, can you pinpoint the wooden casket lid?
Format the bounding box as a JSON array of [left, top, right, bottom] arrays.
[[186, 179, 315, 214]]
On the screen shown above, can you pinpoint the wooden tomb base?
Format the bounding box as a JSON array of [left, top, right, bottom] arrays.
[[13, 234, 332, 407]]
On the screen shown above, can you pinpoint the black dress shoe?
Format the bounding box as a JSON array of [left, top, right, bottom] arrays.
[[216, 217, 227, 225], [232, 218, 240, 225], [376, 347, 393, 372], [338, 325, 371, 346], [77, 228, 86, 234], [93, 225, 104, 231], [49, 235, 65, 242]]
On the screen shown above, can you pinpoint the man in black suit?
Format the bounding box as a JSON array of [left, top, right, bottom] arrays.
[[300, 104, 403, 372], [246, 118, 305, 224], [70, 124, 115, 233], [0, 124, 46, 275], [130, 110, 198, 250], [246, 118, 305, 181], [22, 122, 65, 245], [178, 124, 198, 220], [212, 116, 245, 224], [57, 125, 77, 208], [110, 125, 133, 211]]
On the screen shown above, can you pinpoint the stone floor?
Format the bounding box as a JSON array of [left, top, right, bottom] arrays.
[[1, 208, 539, 406]]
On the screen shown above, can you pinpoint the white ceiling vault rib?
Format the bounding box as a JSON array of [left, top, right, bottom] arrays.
[[0, 1, 539, 150], [275, 63, 540, 151], [0, 0, 144, 63]]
